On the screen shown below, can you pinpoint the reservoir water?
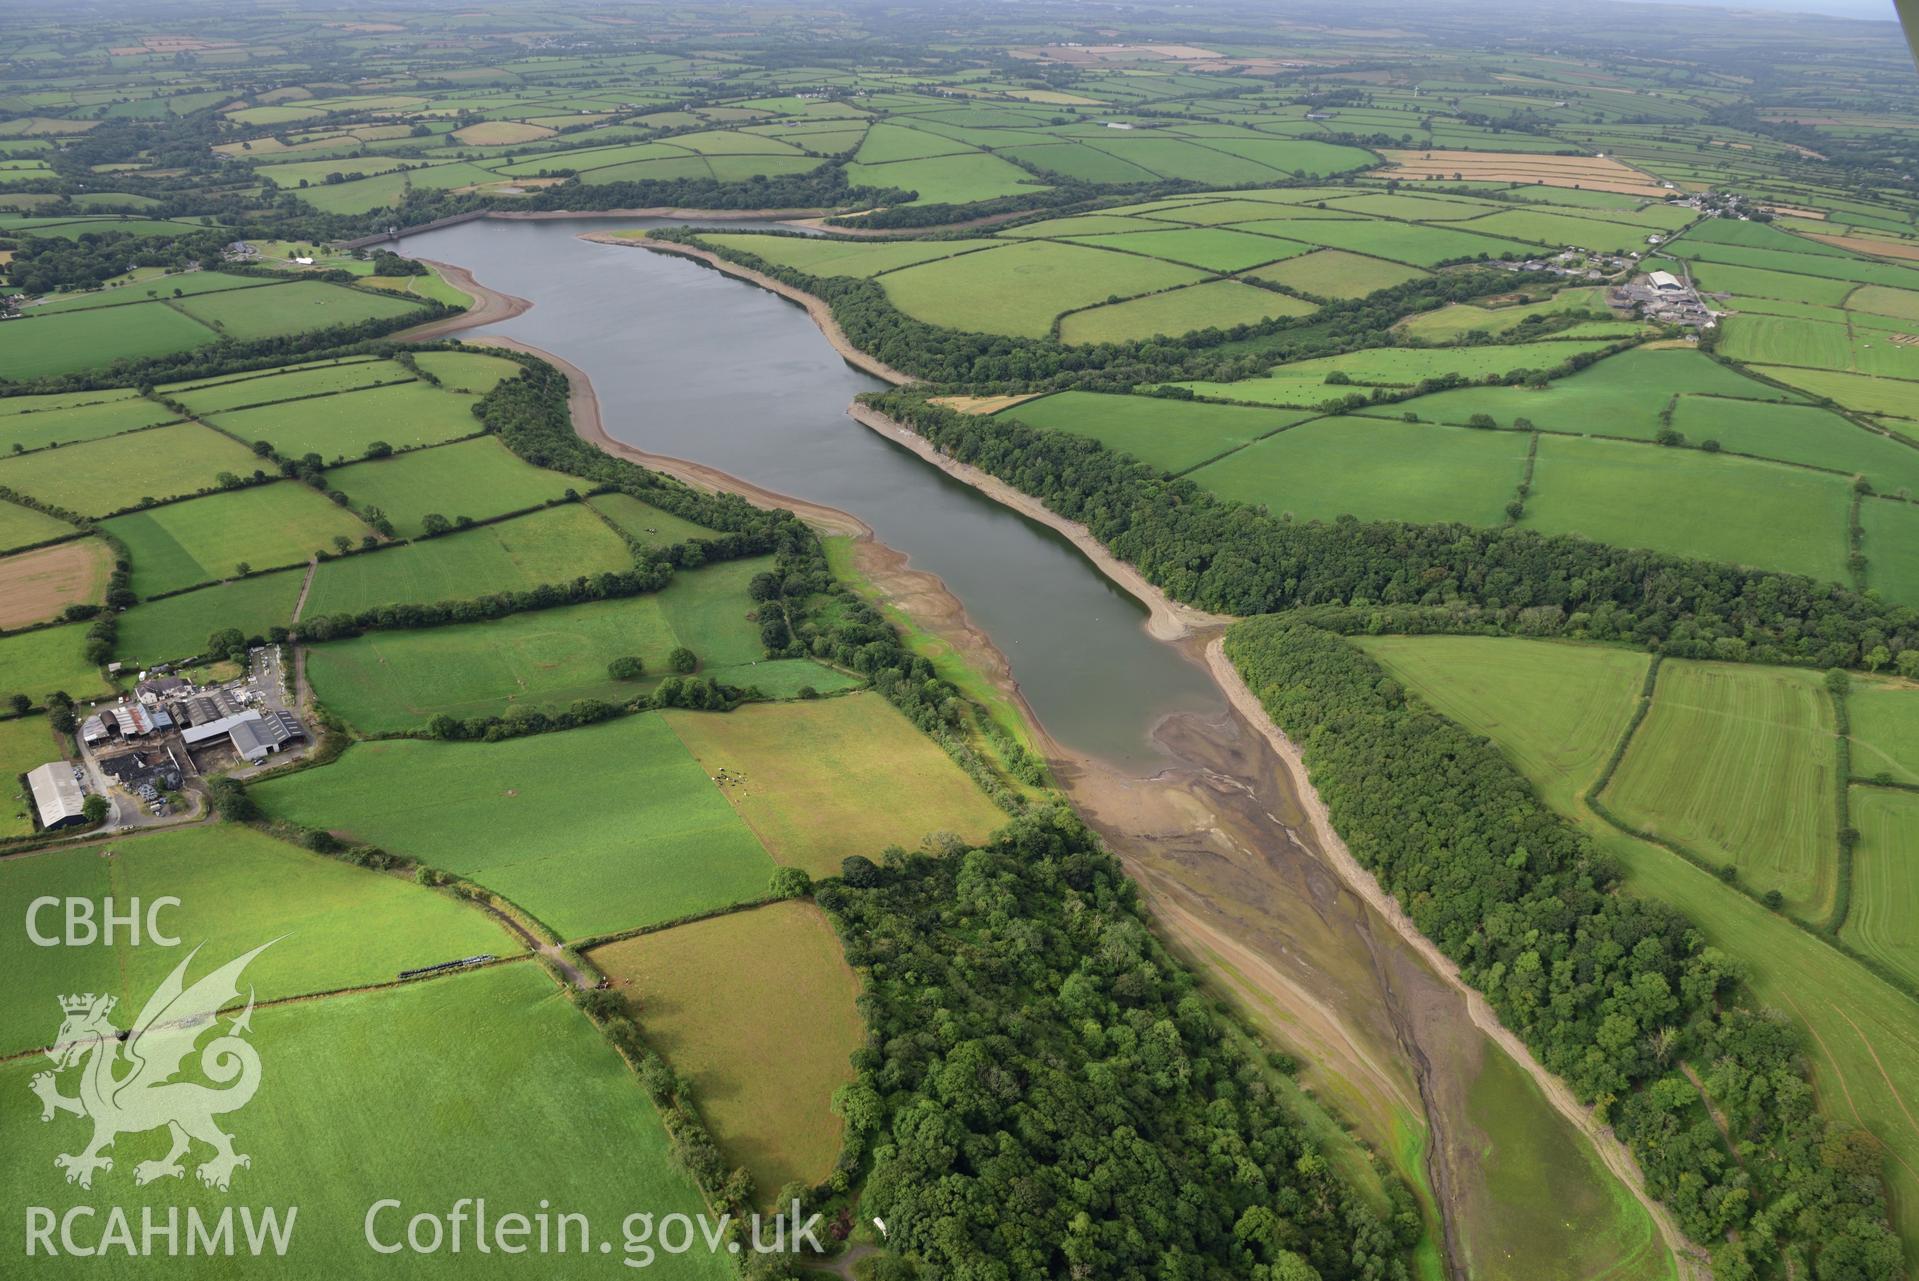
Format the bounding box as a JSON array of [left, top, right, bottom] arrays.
[[401, 217, 1222, 771]]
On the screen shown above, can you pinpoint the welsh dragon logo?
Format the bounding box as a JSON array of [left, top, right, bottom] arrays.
[[31, 942, 274, 1191]]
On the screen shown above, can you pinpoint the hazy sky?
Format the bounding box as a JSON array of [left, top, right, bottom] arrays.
[[1627, 0, 1899, 19]]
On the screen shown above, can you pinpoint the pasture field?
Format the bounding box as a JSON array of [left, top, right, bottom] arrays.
[[0, 538, 110, 628], [845, 150, 1046, 204], [0, 499, 76, 552], [877, 239, 1207, 337], [167, 356, 403, 414], [27, 270, 280, 314], [170, 279, 426, 339], [587, 492, 721, 549], [1720, 315, 1854, 369], [105, 483, 374, 597], [0, 962, 733, 1279], [1849, 285, 1919, 322], [0, 713, 59, 837], [1605, 660, 1839, 917], [1060, 279, 1316, 344], [1749, 365, 1919, 421], [1004, 391, 1311, 474], [0, 299, 214, 377], [1186, 417, 1528, 526], [1060, 226, 1313, 272], [1231, 217, 1534, 267], [1460, 1038, 1677, 1281], [1244, 249, 1428, 298], [209, 381, 485, 458], [1356, 634, 1919, 1258], [689, 232, 999, 278], [113, 568, 303, 663], [251, 713, 777, 940], [298, 503, 634, 620], [1669, 396, 1919, 493], [409, 350, 524, 393], [324, 438, 575, 537], [1458, 208, 1684, 255], [0, 822, 509, 1056], [1373, 348, 1797, 438], [1687, 261, 1858, 306], [662, 693, 1005, 878], [0, 421, 260, 517], [590, 901, 864, 1203], [306, 557, 856, 732], [1177, 339, 1619, 407], [1523, 436, 1854, 584], [1849, 679, 1919, 786], [1844, 787, 1919, 988], [1394, 287, 1619, 342], [0, 621, 108, 700], [1861, 498, 1919, 604], [0, 391, 174, 452]]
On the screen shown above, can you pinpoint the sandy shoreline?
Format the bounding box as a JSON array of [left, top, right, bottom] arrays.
[[582, 234, 921, 386]]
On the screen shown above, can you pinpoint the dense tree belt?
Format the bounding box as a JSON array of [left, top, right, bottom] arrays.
[[868, 395, 1918, 672], [818, 807, 1414, 1281], [1226, 616, 1903, 1280]]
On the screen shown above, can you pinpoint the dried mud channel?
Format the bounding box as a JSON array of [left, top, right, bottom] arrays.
[[396, 217, 1691, 1281]]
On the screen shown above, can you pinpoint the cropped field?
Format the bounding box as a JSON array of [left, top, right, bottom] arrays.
[[587, 492, 721, 549], [0, 714, 60, 837], [325, 438, 575, 538], [252, 713, 776, 940], [1006, 391, 1310, 473], [0, 822, 508, 1055], [209, 380, 485, 458], [0, 391, 175, 452], [1375, 150, 1671, 197], [0, 499, 76, 552], [299, 504, 633, 619], [170, 279, 425, 339], [1606, 660, 1839, 917], [1849, 679, 1919, 786], [1524, 436, 1853, 583], [0, 621, 108, 700], [1844, 787, 1919, 988], [106, 482, 373, 597], [0, 538, 110, 628], [662, 693, 1004, 877], [1187, 416, 1528, 526], [878, 239, 1207, 336], [0, 301, 214, 378], [114, 568, 303, 663], [0, 962, 732, 1279], [591, 901, 863, 1203], [0, 421, 261, 517]]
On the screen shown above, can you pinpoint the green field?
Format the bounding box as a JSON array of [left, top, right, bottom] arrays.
[[1844, 787, 1919, 988], [1177, 340, 1619, 408], [28, 270, 280, 314], [306, 557, 855, 731], [1861, 499, 1919, 603], [170, 279, 426, 338], [1059, 279, 1316, 344], [252, 713, 777, 940], [299, 504, 633, 620], [1245, 249, 1429, 299], [587, 492, 722, 549], [1005, 391, 1313, 474], [0, 498, 76, 552], [1186, 416, 1529, 526], [662, 693, 1006, 877], [845, 150, 1047, 205], [0, 713, 61, 836], [1669, 396, 1919, 493], [1606, 660, 1839, 917], [0, 822, 508, 1056], [1061, 225, 1313, 272], [1356, 634, 1919, 1259], [114, 568, 304, 662], [1521, 435, 1854, 583], [877, 239, 1207, 337], [325, 438, 575, 537], [105, 482, 374, 597], [690, 232, 999, 278], [209, 381, 485, 459], [168, 357, 406, 414], [1395, 287, 1621, 342], [591, 901, 863, 1204], [0, 391, 175, 452], [410, 350, 524, 393], [0, 962, 732, 1279], [1850, 678, 1919, 786], [0, 300, 214, 378], [0, 621, 108, 701], [1749, 365, 1919, 421], [0, 421, 262, 517]]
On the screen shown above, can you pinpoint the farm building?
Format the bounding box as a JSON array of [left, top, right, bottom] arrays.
[[182, 709, 306, 763], [136, 675, 189, 705], [25, 762, 87, 830], [1649, 270, 1684, 293], [180, 690, 242, 726], [98, 747, 184, 791]]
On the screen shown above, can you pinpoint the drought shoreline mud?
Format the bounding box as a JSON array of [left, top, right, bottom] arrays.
[[403, 236, 1699, 1281]]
